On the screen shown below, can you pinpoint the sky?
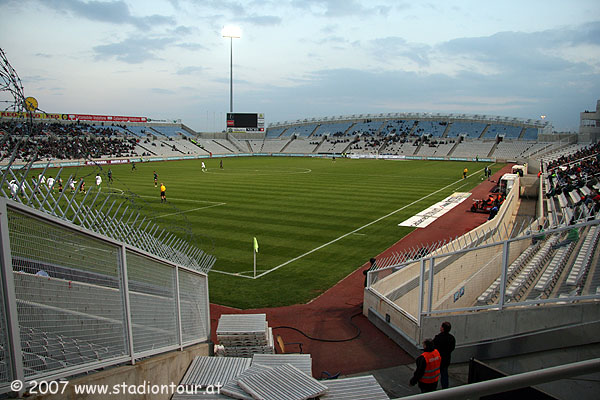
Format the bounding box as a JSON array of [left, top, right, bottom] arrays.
[[1, 0, 599, 132]]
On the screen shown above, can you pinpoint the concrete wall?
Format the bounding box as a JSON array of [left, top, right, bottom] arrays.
[[368, 300, 600, 366], [26, 343, 210, 400], [369, 178, 522, 321], [420, 301, 600, 362]]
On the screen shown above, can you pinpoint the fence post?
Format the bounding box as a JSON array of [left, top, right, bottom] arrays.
[[204, 275, 212, 344], [428, 257, 435, 314], [120, 245, 136, 365], [174, 265, 183, 351], [498, 240, 510, 310], [0, 200, 24, 393], [418, 258, 425, 326]]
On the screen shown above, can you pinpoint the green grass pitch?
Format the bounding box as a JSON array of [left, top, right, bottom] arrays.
[[49, 157, 503, 309]]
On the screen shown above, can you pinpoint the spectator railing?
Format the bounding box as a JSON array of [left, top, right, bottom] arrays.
[[365, 217, 600, 353]]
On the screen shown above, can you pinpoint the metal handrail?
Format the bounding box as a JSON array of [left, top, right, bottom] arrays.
[[396, 357, 600, 399]]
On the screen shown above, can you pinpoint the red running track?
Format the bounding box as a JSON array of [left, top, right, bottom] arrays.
[[210, 165, 514, 378]]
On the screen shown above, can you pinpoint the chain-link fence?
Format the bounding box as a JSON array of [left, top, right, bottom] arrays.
[[0, 199, 210, 393]]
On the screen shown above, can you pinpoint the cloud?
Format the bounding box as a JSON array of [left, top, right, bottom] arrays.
[[368, 36, 432, 67], [290, 0, 392, 17], [177, 66, 205, 75], [42, 0, 174, 30], [241, 15, 281, 26], [20, 75, 54, 84], [438, 24, 600, 76], [244, 44, 599, 130], [151, 88, 176, 95], [93, 36, 176, 63], [176, 42, 207, 51]]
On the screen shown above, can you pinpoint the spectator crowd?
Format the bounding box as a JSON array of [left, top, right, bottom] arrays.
[[545, 142, 600, 215], [1, 121, 137, 161]]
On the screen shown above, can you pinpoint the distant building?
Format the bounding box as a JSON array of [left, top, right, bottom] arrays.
[[580, 99, 600, 142]]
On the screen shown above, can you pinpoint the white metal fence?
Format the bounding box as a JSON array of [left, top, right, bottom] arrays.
[[0, 198, 210, 394], [367, 218, 600, 340]]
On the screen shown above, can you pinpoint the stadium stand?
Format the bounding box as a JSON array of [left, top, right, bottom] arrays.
[[1, 114, 554, 163], [521, 127, 539, 140], [415, 139, 455, 157], [445, 121, 487, 138], [380, 119, 417, 136], [312, 122, 353, 138], [283, 123, 318, 138], [413, 120, 448, 137], [150, 125, 190, 137], [319, 137, 352, 154], [379, 138, 418, 156], [0, 121, 137, 161], [260, 139, 288, 153], [348, 120, 384, 137], [449, 140, 495, 158], [282, 137, 319, 154], [246, 139, 264, 152], [265, 126, 286, 138], [364, 138, 600, 396], [484, 123, 522, 139], [123, 125, 147, 137]]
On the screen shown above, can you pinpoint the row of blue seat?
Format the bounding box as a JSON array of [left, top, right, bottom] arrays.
[[267, 120, 538, 140]]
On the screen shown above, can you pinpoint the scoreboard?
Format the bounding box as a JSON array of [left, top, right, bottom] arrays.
[[226, 113, 265, 133]]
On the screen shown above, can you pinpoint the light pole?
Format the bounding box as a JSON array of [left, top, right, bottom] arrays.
[[222, 26, 241, 113]]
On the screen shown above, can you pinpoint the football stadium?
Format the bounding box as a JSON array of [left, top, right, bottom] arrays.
[[1, 13, 600, 400]]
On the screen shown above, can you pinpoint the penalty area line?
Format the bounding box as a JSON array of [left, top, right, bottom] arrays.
[[149, 203, 226, 220]]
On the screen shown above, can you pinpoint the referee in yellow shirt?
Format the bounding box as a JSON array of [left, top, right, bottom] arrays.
[[160, 183, 166, 203]]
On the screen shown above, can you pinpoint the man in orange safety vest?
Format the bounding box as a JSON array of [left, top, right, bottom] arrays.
[[409, 338, 441, 393]]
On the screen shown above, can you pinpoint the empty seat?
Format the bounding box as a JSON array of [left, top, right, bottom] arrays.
[[23, 352, 46, 372]]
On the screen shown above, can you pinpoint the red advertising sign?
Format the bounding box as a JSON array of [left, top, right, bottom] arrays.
[[67, 114, 147, 123], [85, 159, 131, 165], [0, 111, 65, 120], [1, 111, 147, 123]]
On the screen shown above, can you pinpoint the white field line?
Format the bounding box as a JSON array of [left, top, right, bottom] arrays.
[[134, 194, 225, 205], [103, 190, 227, 221], [204, 167, 312, 175], [103, 188, 224, 205], [210, 269, 256, 279], [248, 167, 488, 279], [150, 203, 226, 219]]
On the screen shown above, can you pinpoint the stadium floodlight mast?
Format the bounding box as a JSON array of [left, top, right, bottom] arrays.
[[222, 25, 241, 113]]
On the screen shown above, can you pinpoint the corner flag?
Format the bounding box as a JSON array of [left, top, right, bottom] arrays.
[[253, 237, 259, 253]]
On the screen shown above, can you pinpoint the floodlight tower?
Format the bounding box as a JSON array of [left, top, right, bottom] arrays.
[[222, 25, 241, 113]]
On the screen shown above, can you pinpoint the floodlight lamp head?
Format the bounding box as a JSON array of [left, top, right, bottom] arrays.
[[222, 25, 241, 38]]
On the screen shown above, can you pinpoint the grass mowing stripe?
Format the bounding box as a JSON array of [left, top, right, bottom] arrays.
[[35, 158, 501, 308], [251, 168, 481, 278]]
